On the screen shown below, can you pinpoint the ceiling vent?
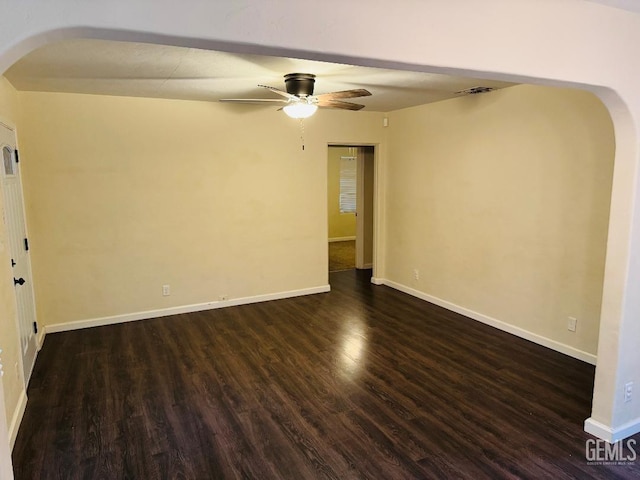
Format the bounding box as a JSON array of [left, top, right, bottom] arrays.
[[455, 86, 495, 95]]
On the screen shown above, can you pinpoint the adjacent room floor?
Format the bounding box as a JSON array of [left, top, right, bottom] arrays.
[[12, 270, 640, 479], [328, 240, 355, 272]]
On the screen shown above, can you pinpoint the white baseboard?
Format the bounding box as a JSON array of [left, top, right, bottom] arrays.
[[36, 329, 45, 351], [585, 417, 640, 443], [380, 279, 597, 365], [329, 236, 356, 242], [45, 285, 331, 334], [370, 277, 384, 285], [9, 388, 26, 449]]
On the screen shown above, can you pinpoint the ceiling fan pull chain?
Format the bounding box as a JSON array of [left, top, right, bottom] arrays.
[[299, 118, 305, 151]]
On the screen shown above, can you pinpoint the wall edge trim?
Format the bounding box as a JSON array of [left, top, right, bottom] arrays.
[[381, 278, 597, 365], [585, 417, 640, 443], [9, 388, 26, 450], [45, 285, 331, 334], [36, 329, 45, 351], [328, 236, 356, 242]]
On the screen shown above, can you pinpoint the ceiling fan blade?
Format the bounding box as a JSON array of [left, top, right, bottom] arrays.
[[317, 99, 366, 111], [258, 85, 297, 99], [219, 98, 288, 104], [315, 89, 372, 101]]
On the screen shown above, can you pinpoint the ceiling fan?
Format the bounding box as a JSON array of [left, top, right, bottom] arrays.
[[220, 73, 372, 118]]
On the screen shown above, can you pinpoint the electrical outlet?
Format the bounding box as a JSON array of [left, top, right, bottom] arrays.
[[625, 382, 633, 403], [413, 269, 420, 281], [162, 284, 170, 296], [567, 317, 577, 332]]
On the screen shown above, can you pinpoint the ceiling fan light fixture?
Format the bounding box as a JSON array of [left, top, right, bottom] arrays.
[[220, 73, 371, 116], [283, 103, 318, 119]]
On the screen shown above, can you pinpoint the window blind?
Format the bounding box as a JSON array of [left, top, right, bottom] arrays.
[[339, 154, 357, 213]]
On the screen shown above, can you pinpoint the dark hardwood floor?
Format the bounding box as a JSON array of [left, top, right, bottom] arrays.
[[12, 270, 640, 479]]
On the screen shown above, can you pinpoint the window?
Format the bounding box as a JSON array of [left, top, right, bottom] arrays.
[[339, 150, 357, 213], [3, 146, 15, 176]]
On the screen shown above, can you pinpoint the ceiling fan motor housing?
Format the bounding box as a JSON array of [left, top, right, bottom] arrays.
[[284, 73, 316, 96]]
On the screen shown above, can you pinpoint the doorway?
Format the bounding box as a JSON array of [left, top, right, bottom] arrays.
[[0, 123, 38, 386], [327, 145, 375, 273]]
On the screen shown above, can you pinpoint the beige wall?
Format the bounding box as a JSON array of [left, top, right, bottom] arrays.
[[385, 84, 614, 357], [17, 91, 384, 328], [15, 84, 615, 356], [0, 76, 24, 436], [327, 146, 356, 240]]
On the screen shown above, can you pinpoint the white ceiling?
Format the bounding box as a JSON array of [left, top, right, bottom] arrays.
[[4, 39, 516, 112]]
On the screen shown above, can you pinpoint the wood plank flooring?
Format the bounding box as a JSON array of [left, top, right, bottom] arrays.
[[12, 270, 640, 479]]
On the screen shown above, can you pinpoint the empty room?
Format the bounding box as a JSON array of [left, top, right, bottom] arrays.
[[1, 2, 640, 479]]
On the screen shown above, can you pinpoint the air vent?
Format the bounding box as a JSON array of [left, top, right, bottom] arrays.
[[455, 86, 495, 95]]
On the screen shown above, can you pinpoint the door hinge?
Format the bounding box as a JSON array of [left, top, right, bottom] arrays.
[[24, 238, 29, 251], [14, 149, 19, 163], [33, 321, 38, 334]]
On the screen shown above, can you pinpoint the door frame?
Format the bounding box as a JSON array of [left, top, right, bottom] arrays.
[[328, 142, 381, 278], [0, 370, 14, 479], [355, 147, 375, 270]]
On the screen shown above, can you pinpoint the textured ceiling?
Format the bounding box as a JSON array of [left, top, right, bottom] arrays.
[[5, 39, 517, 112]]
